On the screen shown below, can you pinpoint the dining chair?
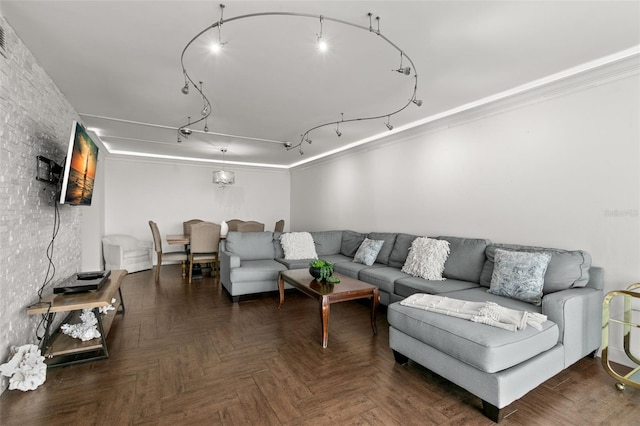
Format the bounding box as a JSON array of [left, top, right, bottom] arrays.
[[188, 221, 222, 284], [237, 221, 265, 232], [225, 219, 244, 232], [274, 219, 285, 233], [183, 219, 204, 236], [148, 220, 188, 283]]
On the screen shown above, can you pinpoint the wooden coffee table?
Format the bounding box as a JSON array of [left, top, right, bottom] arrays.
[[278, 269, 379, 348]]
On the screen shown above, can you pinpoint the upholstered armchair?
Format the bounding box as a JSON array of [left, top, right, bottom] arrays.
[[102, 234, 153, 273]]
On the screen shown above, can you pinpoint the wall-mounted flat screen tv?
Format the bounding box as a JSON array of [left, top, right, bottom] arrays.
[[59, 121, 99, 206]]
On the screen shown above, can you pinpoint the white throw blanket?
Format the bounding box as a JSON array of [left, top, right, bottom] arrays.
[[400, 294, 547, 332]]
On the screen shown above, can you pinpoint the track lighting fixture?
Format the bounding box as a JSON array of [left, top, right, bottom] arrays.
[[211, 4, 226, 53], [179, 117, 193, 137], [393, 52, 411, 75], [199, 82, 210, 116], [335, 113, 343, 137], [385, 116, 393, 131], [317, 16, 327, 52], [179, 7, 420, 154]]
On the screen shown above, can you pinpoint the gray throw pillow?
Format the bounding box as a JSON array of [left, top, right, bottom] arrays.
[[353, 238, 385, 266], [487, 249, 552, 306]]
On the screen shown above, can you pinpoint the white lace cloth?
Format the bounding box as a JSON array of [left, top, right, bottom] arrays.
[[400, 293, 547, 332]]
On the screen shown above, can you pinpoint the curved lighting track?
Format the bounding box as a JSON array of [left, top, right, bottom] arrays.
[[179, 8, 420, 155]]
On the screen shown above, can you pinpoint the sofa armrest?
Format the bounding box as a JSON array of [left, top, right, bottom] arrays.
[[542, 286, 603, 367], [219, 250, 241, 286], [103, 242, 124, 266]]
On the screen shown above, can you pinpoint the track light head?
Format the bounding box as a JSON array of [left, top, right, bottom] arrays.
[[177, 136, 182, 143], [335, 129, 342, 137], [181, 83, 189, 95], [201, 104, 209, 116], [204, 124, 209, 132], [386, 122, 393, 131], [412, 98, 423, 107], [283, 142, 292, 149], [395, 66, 411, 75], [179, 127, 192, 136]]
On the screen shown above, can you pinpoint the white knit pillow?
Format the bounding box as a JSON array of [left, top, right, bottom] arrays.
[[402, 237, 450, 280], [279, 232, 318, 260]]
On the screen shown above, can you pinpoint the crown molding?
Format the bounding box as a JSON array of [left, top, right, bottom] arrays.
[[292, 47, 640, 172]]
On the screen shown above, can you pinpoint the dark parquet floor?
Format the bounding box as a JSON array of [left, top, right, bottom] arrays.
[[1, 265, 638, 425]]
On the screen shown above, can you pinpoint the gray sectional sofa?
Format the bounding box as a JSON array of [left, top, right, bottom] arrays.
[[219, 230, 603, 422]]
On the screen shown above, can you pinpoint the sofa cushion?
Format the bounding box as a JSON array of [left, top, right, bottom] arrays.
[[319, 254, 353, 265], [276, 258, 314, 270], [359, 267, 411, 294], [387, 300, 558, 373], [229, 259, 287, 283], [437, 236, 490, 283], [311, 231, 343, 256], [280, 232, 318, 260], [480, 244, 592, 294], [367, 232, 398, 265], [341, 231, 366, 257], [395, 277, 479, 297], [388, 233, 420, 268], [353, 238, 385, 266], [402, 237, 450, 280], [333, 261, 383, 279], [225, 232, 275, 260], [487, 249, 551, 306]]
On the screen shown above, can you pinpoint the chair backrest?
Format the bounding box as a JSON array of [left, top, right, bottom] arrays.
[[103, 234, 138, 249], [274, 219, 285, 233], [225, 219, 243, 232], [237, 221, 265, 232], [190, 222, 221, 254], [183, 219, 203, 236], [148, 220, 162, 252]]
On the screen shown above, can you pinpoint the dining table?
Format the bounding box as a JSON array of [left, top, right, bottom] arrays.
[[166, 234, 190, 245], [166, 234, 226, 245]]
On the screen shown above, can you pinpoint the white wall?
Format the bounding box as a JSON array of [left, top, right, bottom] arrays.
[[0, 18, 83, 394], [103, 158, 290, 256], [291, 63, 640, 366], [81, 148, 106, 271]]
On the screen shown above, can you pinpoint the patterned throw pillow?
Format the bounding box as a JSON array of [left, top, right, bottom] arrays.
[[487, 249, 552, 306], [279, 232, 318, 260], [401, 237, 450, 280], [353, 238, 385, 266]]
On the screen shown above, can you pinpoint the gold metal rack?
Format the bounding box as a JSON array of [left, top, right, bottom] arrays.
[[602, 282, 640, 390]]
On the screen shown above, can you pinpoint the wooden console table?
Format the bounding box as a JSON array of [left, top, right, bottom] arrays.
[[27, 269, 127, 368]]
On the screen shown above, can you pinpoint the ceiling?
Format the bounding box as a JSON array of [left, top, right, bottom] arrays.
[[2, 1, 639, 168]]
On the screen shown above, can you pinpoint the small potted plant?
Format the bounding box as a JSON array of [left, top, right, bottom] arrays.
[[309, 260, 339, 283]]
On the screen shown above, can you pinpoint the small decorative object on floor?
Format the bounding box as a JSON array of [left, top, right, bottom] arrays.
[[0, 344, 47, 391], [309, 260, 339, 283], [61, 308, 101, 341], [99, 298, 117, 315]]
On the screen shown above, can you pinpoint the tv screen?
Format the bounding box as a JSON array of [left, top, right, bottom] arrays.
[[59, 121, 99, 205]]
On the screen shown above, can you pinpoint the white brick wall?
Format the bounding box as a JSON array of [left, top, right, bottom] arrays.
[[0, 18, 83, 394]]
